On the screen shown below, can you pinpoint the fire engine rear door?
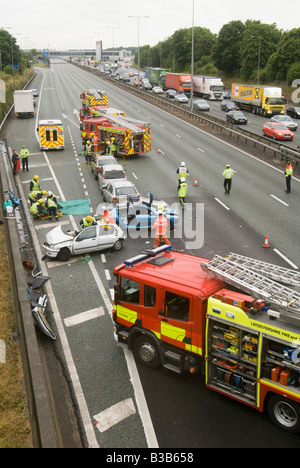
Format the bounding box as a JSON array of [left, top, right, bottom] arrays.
[[159, 290, 193, 352]]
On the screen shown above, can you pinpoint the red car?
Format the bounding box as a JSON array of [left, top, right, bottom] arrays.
[[262, 122, 294, 140]]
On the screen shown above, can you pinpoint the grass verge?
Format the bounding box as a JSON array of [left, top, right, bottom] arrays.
[[0, 225, 32, 448]]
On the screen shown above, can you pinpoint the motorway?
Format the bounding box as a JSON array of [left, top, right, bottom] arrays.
[[1, 59, 300, 448]]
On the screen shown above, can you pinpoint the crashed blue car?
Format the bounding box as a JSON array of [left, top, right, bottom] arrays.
[[111, 203, 179, 231]]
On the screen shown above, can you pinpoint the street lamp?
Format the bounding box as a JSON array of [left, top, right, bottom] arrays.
[[106, 26, 120, 73], [190, 0, 194, 112], [251, 35, 261, 85], [128, 15, 149, 89]]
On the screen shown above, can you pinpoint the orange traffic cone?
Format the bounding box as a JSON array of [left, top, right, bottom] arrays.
[[193, 177, 199, 186], [262, 235, 270, 248], [157, 147, 162, 154]]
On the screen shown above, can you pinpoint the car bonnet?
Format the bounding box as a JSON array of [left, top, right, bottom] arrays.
[[46, 225, 73, 245]]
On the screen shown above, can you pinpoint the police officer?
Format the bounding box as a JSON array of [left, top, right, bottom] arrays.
[[80, 215, 96, 230], [177, 161, 188, 189], [178, 177, 187, 206], [223, 164, 234, 195], [151, 210, 171, 248], [20, 145, 29, 172], [29, 199, 45, 220], [285, 161, 293, 193], [30, 175, 41, 192]]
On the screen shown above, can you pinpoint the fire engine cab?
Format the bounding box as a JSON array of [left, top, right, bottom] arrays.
[[113, 246, 300, 433]]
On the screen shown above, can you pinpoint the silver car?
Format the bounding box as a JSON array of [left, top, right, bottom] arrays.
[[271, 115, 298, 131], [175, 93, 189, 103], [98, 164, 127, 191], [91, 155, 117, 180], [43, 223, 125, 262], [102, 180, 141, 206]]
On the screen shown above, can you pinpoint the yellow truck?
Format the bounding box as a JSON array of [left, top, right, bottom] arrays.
[[37, 120, 64, 150], [231, 84, 285, 116]]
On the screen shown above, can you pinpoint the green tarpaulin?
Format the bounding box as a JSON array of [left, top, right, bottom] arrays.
[[59, 199, 90, 215]]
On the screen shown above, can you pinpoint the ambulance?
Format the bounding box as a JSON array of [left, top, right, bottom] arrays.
[[37, 120, 64, 150]]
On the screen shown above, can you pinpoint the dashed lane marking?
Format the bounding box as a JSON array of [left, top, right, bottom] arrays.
[[64, 308, 105, 327], [93, 398, 136, 433]]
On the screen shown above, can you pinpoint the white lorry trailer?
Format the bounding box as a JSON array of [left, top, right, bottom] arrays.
[[192, 76, 224, 100], [13, 90, 35, 118]]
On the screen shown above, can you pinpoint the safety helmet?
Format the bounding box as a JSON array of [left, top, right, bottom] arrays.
[[181, 161, 185, 166], [38, 199, 44, 204], [42, 190, 48, 195], [102, 205, 107, 211], [86, 216, 93, 222], [47, 191, 53, 197], [180, 177, 185, 182], [86, 140, 90, 144], [226, 164, 230, 167], [111, 137, 115, 141], [106, 140, 110, 144], [34, 175, 39, 180], [158, 210, 163, 215]]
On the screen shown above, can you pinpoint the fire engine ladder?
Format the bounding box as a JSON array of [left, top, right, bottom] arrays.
[[88, 89, 107, 99], [224, 253, 300, 288], [201, 254, 300, 324], [91, 107, 150, 133]]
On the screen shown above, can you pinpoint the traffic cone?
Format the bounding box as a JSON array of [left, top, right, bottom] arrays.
[[193, 177, 199, 186], [262, 235, 270, 248]]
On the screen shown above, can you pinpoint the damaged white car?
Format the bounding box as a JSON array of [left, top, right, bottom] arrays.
[[43, 223, 125, 262]]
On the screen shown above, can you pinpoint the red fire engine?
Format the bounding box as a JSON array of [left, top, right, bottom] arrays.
[[80, 111, 151, 158], [113, 246, 300, 433]]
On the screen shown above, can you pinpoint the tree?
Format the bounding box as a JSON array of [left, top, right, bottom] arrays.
[[266, 28, 300, 81], [212, 20, 245, 74], [239, 21, 282, 81]]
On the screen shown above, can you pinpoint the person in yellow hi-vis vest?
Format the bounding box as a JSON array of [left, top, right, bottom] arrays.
[[285, 161, 293, 193], [20, 144, 29, 172], [223, 164, 234, 195]]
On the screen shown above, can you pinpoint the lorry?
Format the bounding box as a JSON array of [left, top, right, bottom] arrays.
[[113, 246, 300, 433], [80, 111, 151, 158], [165, 73, 191, 96], [231, 84, 285, 116], [13, 90, 35, 118], [37, 120, 64, 150], [192, 76, 224, 100], [148, 68, 170, 90]]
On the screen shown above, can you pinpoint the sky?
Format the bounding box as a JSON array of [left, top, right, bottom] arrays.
[[1, 0, 299, 51]]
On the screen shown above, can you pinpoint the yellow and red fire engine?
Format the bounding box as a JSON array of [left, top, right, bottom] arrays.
[[113, 246, 300, 433], [80, 112, 151, 158], [80, 89, 108, 108]]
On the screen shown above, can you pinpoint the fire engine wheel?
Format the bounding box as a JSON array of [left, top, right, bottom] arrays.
[[133, 335, 161, 369], [267, 395, 300, 433]]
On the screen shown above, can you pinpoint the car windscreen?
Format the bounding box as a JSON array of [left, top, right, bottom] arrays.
[[275, 125, 290, 130]]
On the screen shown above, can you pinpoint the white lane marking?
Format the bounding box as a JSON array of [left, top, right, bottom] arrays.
[[64, 308, 104, 327], [270, 194, 289, 206], [197, 147, 204, 152], [215, 197, 230, 211], [273, 248, 299, 269], [93, 398, 136, 433]]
